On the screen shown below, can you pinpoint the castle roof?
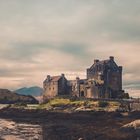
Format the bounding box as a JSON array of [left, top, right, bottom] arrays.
[[96, 60, 110, 65], [51, 76, 61, 82], [90, 59, 110, 69], [44, 75, 62, 83], [89, 56, 120, 70]]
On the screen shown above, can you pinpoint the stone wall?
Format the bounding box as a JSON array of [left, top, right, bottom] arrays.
[[43, 82, 58, 99], [43, 75, 69, 100]]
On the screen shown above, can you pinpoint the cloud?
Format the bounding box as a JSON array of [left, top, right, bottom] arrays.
[[0, 0, 140, 98]]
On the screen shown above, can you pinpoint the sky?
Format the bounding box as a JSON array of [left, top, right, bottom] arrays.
[[0, 0, 140, 97]]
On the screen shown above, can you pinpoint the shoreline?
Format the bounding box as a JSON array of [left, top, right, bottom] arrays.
[[0, 108, 140, 140]]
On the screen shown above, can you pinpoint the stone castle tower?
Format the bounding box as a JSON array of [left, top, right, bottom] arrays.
[[43, 56, 124, 100], [86, 56, 123, 98]]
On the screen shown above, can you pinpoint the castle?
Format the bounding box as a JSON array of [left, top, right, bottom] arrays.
[[43, 56, 125, 101]]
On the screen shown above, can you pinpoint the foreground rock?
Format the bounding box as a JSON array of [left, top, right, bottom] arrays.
[[122, 120, 140, 138], [0, 108, 140, 140], [0, 89, 38, 104], [122, 120, 140, 129], [0, 119, 42, 140]]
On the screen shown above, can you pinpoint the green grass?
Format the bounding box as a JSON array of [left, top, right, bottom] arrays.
[[7, 97, 120, 111], [37, 98, 120, 111], [98, 101, 109, 107], [49, 98, 70, 106]]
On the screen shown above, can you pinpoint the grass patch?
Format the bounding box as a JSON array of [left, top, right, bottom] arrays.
[[98, 101, 109, 107], [49, 98, 70, 107], [37, 97, 120, 111], [37, 103, 52, 109]]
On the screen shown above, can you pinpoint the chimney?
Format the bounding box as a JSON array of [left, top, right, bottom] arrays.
[[47, 75, 51, 81], [109, 56, 114, 61], [76, 77, 80, 81], [94, 59, 99, 64], [61, 73, 65, 77]]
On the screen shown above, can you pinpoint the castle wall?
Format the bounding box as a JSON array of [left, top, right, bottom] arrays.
[[58, 77, 68, 95], [43, 82, 58, 99], [86, 57, 123, 99], [43, 75, 69, 100], [43, 57, 124, 100]]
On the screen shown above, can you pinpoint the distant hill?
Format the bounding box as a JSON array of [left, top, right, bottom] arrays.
[[0, 89, 38, 104], [14, 86, 43, 97]]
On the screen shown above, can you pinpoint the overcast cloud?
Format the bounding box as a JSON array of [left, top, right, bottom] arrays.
[[0, 0, 140, 97]]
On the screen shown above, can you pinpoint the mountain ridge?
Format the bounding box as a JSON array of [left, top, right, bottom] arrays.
[[14, 86, 43, 97]]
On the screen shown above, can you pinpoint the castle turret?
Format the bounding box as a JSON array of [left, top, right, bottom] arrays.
[[109, 56, 114, 61], [94, 59, 99, 64]]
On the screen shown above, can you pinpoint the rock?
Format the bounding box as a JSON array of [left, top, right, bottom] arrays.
[[32, 135, 40, 140], [121, 120, 140, 137], [2, 135, 24, 140], [78, 138, 84, 140], [75, 106, 92, 112], [0, 119, 42, 139], [53, 107, 64, 110], [122, 120, 140, 129]]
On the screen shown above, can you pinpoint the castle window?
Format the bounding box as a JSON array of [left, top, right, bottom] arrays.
[[99, 65, 102, 71], [97, 65, 98, 71], [98, 65, 100, 71]]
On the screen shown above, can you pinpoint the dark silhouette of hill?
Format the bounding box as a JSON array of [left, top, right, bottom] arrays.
[[0, 89, 38, 104]]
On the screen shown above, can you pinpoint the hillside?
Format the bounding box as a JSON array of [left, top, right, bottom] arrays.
[[0, 89, 38, 104], [14, 86, 43, 97]]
